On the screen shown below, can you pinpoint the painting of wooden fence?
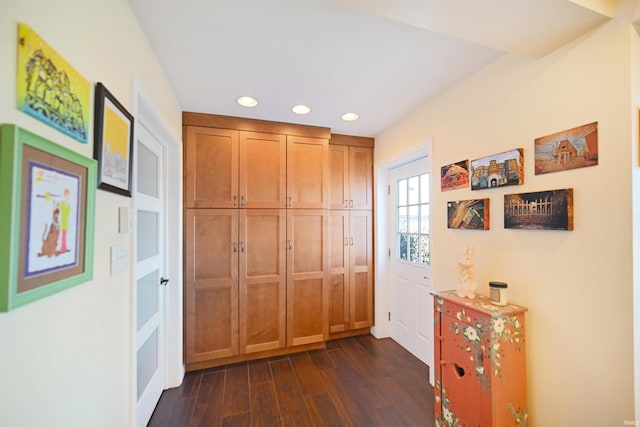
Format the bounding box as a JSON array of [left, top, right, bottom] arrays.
[[504, 189, 573, 230], [447, 198, 490, 230]]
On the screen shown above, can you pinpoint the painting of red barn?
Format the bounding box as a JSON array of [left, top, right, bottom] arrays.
[[504, 189, 573, 230], [441, 160, 469, 191], [534, 122, 598, 175]]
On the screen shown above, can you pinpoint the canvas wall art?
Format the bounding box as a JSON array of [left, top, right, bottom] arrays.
[[504, 189, 573, 230], [470, 148, 523, 190], [534, 122, 598, 175], [441, 160, 469, 191], [447, 199, 490, 230], [0, 124, 96, 311], [16, 23, 91, 144]]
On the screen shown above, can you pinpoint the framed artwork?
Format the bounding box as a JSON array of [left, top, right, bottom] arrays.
[[441, 160, 469, 191], [16, 23, 91, 144], [447, 198, 490, 230], [93, 82, 134, 197], [0, 124, 96, 311], [470, 148, 523, 190], [534, 122, 598, 175], [504, 188, 573, 230]]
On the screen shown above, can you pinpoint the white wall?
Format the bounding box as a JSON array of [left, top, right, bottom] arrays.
[[0, 1, 181, 426], [375, 19, 637, 426]]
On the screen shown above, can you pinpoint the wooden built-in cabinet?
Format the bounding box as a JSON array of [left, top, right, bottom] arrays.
[[184, 208, 287, 365], [184, 126, 286, 209], [328, 210, 373, 334], [329, 143, 373, 210], [286, 209, 329, 346], [183, 113, 373, 370]]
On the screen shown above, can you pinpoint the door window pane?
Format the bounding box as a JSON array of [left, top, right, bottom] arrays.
[[137, 270, 159, 331], [137, 330, 158, 400], [137, 143, 158, 197], [137, 210, 158, 261], [396, 172, 430, 265]]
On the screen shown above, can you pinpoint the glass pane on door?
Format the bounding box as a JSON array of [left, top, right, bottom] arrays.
[[137, 270, 159, 331], [137, 329, 158, 400], [137, 143, 158, 197], [137, 210, 158, 261]]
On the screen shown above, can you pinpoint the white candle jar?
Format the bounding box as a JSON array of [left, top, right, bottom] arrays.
[[489, 281, 508, 306]]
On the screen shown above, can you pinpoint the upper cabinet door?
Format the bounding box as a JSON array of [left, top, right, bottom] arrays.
[[239, 131, 287, 209], [329, 145, 349, 210], [286, 136, 329, 209], [184, 126, 239, 208], [349, 147, 373, 210]]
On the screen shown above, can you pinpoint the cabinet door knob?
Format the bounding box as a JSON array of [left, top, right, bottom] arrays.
[[350, 199, 353, 208], [344, 199, 348, 208], [233, 196, 237, 206], [241, 241, 245, 252], [233, 242, 237, 252], [241, 196, 245, 207], [288, 197, 293, 207], [350, 237, 354, 246], [344, 237, 348, 246], [288, 240, 292, 250]]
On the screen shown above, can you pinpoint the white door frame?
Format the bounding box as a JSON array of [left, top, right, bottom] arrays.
[[131, 78, 184, 423], [372, 141, 434, 384]]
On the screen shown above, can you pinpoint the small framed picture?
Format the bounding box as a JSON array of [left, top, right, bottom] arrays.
[[0, 124, 97, 311], [93, 82, 134, 197]]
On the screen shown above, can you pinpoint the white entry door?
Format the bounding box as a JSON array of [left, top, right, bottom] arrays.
[[388, 158, 434, 378], [134, 124, 166, 426]]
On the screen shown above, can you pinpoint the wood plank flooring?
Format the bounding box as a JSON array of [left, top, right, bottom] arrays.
[[148, 335, 435, 427]]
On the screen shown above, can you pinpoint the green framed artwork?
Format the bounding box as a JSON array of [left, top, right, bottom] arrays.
[[0, 124, 96, 311]]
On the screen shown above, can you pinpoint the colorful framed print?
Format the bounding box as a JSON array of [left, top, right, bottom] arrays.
[[470, 148, 523, 190], [534, 122, 598, 175], [447, 198, 490, 230], [16, 23, 91, 144], [0, 124, 96, 311], [441, 160, 469, 191], [93, 82, 134, 197], [504, 189, 573, 230]]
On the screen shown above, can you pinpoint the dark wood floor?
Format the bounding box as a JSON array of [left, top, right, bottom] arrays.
[[148, 335, 435, 427]]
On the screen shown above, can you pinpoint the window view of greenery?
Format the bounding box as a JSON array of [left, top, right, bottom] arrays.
[[397, 173, 430, 264]]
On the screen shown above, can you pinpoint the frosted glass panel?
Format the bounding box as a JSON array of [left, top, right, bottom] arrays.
[[137, 270, 158, 331], [137, 329, 158, 400], [137, 210, 158, 261], [137, 143, 158, 197]]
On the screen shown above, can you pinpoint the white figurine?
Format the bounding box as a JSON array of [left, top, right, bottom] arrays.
[[457, 244, 477, 298]]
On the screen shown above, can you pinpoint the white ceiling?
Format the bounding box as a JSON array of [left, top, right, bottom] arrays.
[[128, 0, 614, 137]]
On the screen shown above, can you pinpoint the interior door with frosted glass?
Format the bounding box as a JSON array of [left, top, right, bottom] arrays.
[[134, 125, 165, 426]]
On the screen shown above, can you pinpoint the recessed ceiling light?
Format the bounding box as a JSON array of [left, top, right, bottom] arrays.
[[341, 112, 359, 121], [292, 104, 311, 115], [237, 96, 258, 107]]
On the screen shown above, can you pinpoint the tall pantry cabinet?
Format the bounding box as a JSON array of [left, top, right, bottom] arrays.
[[183, 113, 373, 370]]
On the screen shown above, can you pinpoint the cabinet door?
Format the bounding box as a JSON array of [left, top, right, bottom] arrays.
[[349, 147, 373, 210], [328, 210, 349, 333], [239, 131, 286, 208], [239, 209, 286, 354], [349, 210, 373, 329], [184, 209, 238, 363], [184, 126, 238, 208], [329, 145, 349, 210], [439, 314, 483, 426], [286, 210, 328, 346], [287, 136, 329, 209]]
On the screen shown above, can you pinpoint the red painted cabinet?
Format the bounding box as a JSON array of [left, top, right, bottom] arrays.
[[432, 291, 528, 427]]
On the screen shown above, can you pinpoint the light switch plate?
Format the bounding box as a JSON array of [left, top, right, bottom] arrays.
[[119, 206, 135, 233], [111, 245, 130, 276]]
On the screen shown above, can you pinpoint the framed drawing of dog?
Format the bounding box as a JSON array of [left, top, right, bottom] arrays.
[[0, 124, 96, 311]]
